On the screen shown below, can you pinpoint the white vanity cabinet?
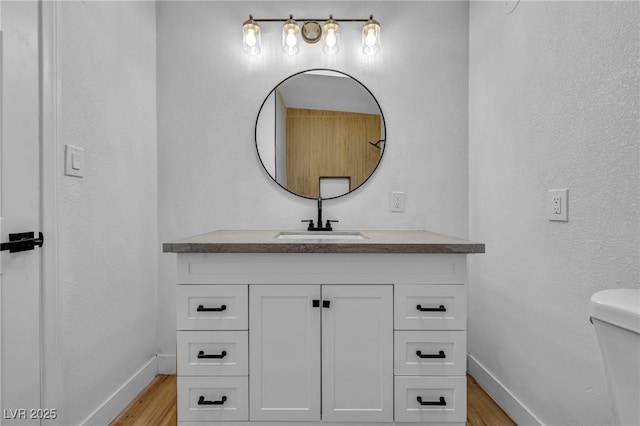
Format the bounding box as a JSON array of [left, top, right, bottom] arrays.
[[249, 285, 393, 422], [393, 285, 467, 423], [248, 285, 321, 421], [321, 285, 394, 422], [176, 285, 250, 422], [165, 230, 484, 426]]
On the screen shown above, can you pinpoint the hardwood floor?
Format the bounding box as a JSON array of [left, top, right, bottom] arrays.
[[109, 375, 176, 426], [109, 374, 515, 426], [467, 375, 516, 425]]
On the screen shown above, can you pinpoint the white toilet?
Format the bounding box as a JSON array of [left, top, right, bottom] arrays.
[[589, 288, 640, 426]]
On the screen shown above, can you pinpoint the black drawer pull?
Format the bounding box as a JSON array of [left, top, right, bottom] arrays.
[[312, 299, 320, 308], [416, 350, 446, 359], [416, 304, 446, 312], [322, 300, 331, 309], [198, 350, 227, 359], [198, 395, 227, 405], [197, 304, 227, 312], [417, 396, 446, 406]]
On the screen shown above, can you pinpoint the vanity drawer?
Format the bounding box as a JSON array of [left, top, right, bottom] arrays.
[[394, 285, 466, 330], [178, 331, 248, 376], [177, 376, 248, 422], [394, 331, 466, 376], [177, 285, 248, 330], [394, 376, 466, 423]]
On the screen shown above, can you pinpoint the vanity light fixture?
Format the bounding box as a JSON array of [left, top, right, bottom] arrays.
[[301, 21, 322, 44], [362, 15, 381, 56], [322, 16, 340, 55], [242, 14, 380, 56], [282, 15, 300, 55], [242, 15, 261, 56]]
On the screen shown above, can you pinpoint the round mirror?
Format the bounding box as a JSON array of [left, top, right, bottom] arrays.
[[255, 69, 386, 200]]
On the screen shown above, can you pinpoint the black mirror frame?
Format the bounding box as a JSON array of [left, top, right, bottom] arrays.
[[254, 68, 386, 200]]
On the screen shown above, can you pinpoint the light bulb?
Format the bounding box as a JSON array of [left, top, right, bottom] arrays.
[[285, 30, 297, 47], [365, 29, 376, 47], [325, 31, 336, 47], [245, 30, 257, 47]]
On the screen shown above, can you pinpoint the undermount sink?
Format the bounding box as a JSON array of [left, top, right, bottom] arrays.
[[275, 231, 367, 240]]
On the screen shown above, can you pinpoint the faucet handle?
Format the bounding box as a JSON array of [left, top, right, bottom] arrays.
[[326, 220, 339, 230], [301, 219, 315, 230]]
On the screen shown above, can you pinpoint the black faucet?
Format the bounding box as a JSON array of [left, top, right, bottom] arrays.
[[301, 196, 338, 231]]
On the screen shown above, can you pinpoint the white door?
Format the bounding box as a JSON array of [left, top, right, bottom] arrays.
[[249, 285, 321, 421], [0, 1, 43, 424], [322, 285, 394, 422]]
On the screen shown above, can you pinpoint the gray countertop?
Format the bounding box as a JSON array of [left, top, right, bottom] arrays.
[[162, 230, 485, 254]]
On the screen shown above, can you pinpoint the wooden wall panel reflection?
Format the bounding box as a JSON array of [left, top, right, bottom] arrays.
[[286, 108, 381, 198]]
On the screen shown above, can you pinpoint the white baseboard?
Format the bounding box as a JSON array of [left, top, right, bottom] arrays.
[[80, 353, 542, 426], [468, 354, 544, 426], [80, 356, 158, 426], [157, 353, 177, 375]]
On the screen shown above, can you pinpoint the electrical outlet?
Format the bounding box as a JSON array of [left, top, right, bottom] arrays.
[[552, 196, 561, 214], [548, 189, 568, 221], [391, 191, 405, 212]]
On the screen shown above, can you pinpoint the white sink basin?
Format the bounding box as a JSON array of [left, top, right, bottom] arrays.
[[275, 231, 367, 240]]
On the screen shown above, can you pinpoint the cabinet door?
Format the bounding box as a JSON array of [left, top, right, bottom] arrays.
[[321, 285, 394, 422], [249, 285, 321, 421]]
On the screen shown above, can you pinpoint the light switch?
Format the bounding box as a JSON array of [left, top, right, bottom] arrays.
[[72, 153, 81, 170], [65, 145, 84, 177]]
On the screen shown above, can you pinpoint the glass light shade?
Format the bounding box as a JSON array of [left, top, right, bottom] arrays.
[[322, 17, 340, 55], [362, 16, 380, 55], [282, 17, 300, 55], [242, 16, 261, 55]]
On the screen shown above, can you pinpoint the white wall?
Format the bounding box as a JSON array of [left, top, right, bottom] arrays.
[[468, 2, 639, 425], [58, 2, 158, 424], [157, 1, 470, 356]]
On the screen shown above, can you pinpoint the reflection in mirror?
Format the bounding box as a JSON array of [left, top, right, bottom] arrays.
[[320, 177, 350, 199], [255, 69, 385, 199]]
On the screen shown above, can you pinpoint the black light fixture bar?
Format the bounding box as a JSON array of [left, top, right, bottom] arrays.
[[242, 14, 380, 56], [251, 18, 371, 23]]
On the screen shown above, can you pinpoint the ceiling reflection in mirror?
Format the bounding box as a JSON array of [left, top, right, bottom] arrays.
[[255, 69, 385, 199]]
